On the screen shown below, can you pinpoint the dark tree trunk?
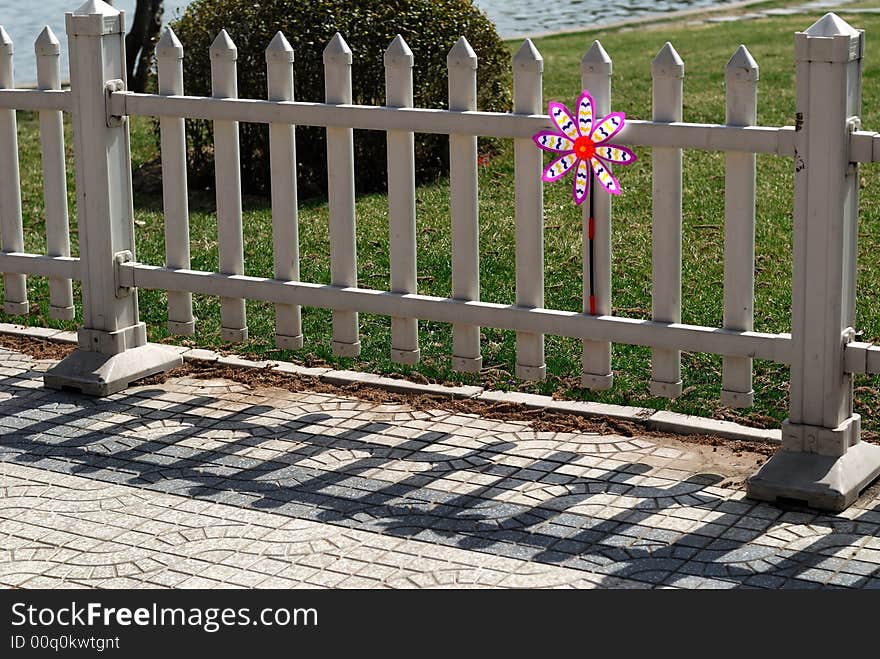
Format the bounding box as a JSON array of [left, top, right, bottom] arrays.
[[125, 0, 164, 93]]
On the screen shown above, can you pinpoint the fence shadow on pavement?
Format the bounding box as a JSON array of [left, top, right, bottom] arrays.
[[0, 363, 877, 589]]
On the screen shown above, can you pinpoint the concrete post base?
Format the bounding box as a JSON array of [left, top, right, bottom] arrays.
[[747, 441, 880, 512], [44, 344, 183, 396]]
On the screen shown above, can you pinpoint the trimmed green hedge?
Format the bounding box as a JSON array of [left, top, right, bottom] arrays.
[[166, 0, 512, 196]]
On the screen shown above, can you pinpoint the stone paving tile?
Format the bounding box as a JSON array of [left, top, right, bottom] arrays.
[[0, 348, 879, 588]]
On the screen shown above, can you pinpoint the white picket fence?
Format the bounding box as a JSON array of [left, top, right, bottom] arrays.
[[2, 1, 880, 510]]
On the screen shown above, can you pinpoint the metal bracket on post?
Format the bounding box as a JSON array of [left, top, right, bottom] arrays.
[[846, 116, 861, 167], [114, 250, 132, 298], [104, 78, 125, 127]]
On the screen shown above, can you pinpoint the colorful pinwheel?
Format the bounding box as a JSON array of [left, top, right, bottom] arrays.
[[533, 90, 636, 204]]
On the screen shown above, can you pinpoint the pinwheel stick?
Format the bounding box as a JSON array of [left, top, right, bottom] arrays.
[[588, 193, 596, 316]]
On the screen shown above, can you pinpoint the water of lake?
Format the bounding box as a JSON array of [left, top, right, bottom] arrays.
[[0, 0, 737, 84]]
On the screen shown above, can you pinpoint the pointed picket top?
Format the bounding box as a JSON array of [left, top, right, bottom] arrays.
[[582, 40, 611, 76], [804, 12, 859, 37], [447, 36, 477, 69], [323, 32, 352, 65], [210, 29, 237, 61], [384, 34, 413, 68], [0, 26, 12, 56], [35, 26, 61, 57], [73, 0, 119, 16], [156, 27, 184, 60], [652, 42, 684, 79], [513, 39, 542, 73], [266, 31, 294, 63], [726, 44, 758, 83]]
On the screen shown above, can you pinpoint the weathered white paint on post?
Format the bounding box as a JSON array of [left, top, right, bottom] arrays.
[[266, 31, 303, 350], [35, 26, 73, 321], [721, 45, 758, 408], [512, 39, 545, 381], [211, 29, 247, 343], [64, 0, 139, 342], [324, 33, 360, 357], [385, 35, 419, 365], [46, 0, 181, 395], [748, 13, 880, 512], [0, 26, 29, 316], [581, 40, 613, 390], [157, 28, 194, 335], [448, 37, 481, 373], [649, 42, 684, 399]]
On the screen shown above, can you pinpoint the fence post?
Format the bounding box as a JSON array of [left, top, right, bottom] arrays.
[[266, 31, 303, 350], [721, 45, 758, 408], [649, 42, 684, 399], [35, 26, 75, 321], [45, 0, 181, 395], [157, 28, 194, 336], [448, 37, 482, 373], [324, 33, 360, 357], [0, 26, 29, 316], [211, 29, 248, 343], [747, 13, 880, 511], [385, 34, 420, 365], [513, 39, 545, 381], [581, 40, 613, 389]]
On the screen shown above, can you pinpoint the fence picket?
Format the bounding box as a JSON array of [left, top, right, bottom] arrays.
[[266, 31, 303, 350], [157, 28, 194, 335], [581, 40, 614, 389], [512, 39, 546, 381], [448, 37, 482, 373], [324, 33, 360, 357], [0, 27, 28, 316], [385, 35, 420, 365], [721, 45, 758, 408], [34, 26, 73, 321], [210, 30, 247, 343], [650, 42, 684, 399]]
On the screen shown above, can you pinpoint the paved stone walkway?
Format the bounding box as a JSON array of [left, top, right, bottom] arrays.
[[1, 346, 879, 589]]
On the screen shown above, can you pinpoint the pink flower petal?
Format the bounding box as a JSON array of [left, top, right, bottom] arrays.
[[594, 144, 636, 165], [576, 91, 594, 138], [572, 159, 590, 205], [591, 158, 621, 195], [548, 101, 580, 141], [542, 152, 578, 182], [590, 112, 626, 144], [533, 131, 575, 153]]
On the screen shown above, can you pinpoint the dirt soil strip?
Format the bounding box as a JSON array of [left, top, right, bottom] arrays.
[[0, 333, 780, 468]]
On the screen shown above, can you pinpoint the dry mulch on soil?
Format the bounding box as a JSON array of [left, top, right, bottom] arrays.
[[10, 332, 880, 494]]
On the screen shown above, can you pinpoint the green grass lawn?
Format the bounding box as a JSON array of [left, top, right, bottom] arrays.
[[6, 7, 880, 432]]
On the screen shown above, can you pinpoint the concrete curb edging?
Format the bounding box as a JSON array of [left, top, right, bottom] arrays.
[[0, 323, 781, 444]]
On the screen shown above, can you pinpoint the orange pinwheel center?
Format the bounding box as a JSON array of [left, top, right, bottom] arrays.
[[574, 135, 596, 160]]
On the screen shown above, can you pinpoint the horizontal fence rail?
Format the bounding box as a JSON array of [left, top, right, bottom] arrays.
[[0, 88, 70, 111], [117, 262, 792, 362], [106, 91, 799, 155], [0, 253, 79, 279]]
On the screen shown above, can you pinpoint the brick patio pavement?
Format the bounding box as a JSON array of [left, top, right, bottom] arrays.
[[1, 345, 879, 589]]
